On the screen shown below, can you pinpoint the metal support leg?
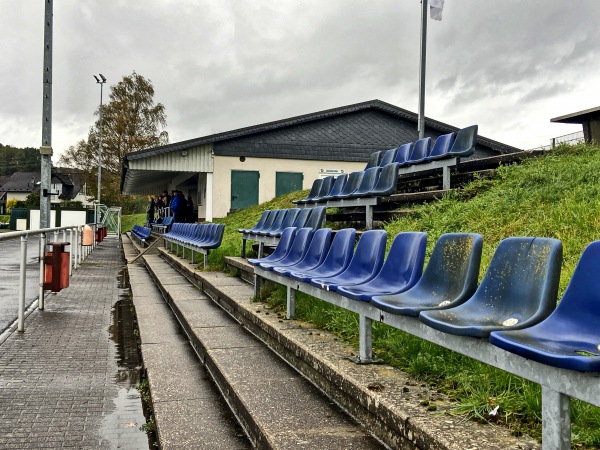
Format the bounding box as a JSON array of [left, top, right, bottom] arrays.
[[542, 386, 571, 450], [18, 236, 27, 332], [254, 273, 262, 299], [241, 238, 247, 258], [258, 242, 264, 259], [203, 252, 208, 268], [349, 315, 374, 363], [442, 166, 451, 190], [39, 233, 46, 311], [287, 286, 296, 319], [365, 204, 373, 230]]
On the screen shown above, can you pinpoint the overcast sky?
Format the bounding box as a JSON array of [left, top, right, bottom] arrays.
[[1, 1, 599, 161]]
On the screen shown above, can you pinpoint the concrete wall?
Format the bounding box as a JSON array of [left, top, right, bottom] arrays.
[[210, 155, 366, 218]]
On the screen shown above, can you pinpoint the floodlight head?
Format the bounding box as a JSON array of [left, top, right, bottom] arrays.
[[99, 74, 106, 82], [93, 75, 100, 83]]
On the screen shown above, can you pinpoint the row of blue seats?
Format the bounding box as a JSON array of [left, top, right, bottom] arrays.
[[131, 225, 151, 245], [249, 227, 600, 372], [151, 216, 174, 233], [163, 222, 225, 251], [294, 125, 478, 204], [238, 207, 326, 238]]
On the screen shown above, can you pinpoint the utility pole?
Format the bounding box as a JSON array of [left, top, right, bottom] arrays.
[[39, 0, 53, 228], [93, 74, 106, 223], [417, 0, 428, 139]]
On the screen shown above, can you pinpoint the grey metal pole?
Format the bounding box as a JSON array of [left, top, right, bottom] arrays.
[[18, 236, 28, 332], [95, 74, 106, 221], [417, 0, 428, 139], [39, 0, 53, 229]]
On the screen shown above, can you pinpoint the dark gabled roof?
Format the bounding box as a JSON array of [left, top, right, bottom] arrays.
[[124, 99, 520, 163], [551, 106, 600, 124], [0, 175, 9, 190], [1, 172, 41, 192]]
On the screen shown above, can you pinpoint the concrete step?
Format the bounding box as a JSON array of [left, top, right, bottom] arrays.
[[123, 239, 251, 449], [142, 252, 384, 449]]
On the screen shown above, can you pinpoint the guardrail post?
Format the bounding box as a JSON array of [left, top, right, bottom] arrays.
[[73, 227, 79, 269], [287, 286, 296, 319], [542, 386, 571, 450], [18, 236, 27, 332], [39, 232, 46, 311], [442, 165, 451, 190], [365, 205, 373, 230], [68, 229, 73, 276], [254, 273, 262, 300]]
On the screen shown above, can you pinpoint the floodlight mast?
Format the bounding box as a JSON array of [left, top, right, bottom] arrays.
[[39, 0, 53, 229], [94, 73, 106, 223]]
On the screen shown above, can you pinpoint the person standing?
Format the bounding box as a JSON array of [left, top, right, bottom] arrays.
[[186, 195, 195, 223], [145, 196, 155, 225]]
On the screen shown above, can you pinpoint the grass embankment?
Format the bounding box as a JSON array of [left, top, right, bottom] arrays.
[[124, 143, 600, 446]]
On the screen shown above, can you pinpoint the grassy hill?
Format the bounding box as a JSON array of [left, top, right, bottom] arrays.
[[127, 142, 600, 446]]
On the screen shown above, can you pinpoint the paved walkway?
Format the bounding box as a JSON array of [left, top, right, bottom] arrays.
[[0, 236, 149, 449]]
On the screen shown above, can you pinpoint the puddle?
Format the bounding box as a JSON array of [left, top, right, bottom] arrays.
[[100, 266, 150, 449]]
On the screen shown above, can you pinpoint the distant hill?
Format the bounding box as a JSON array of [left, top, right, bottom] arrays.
[[0, 144, 41, 176]]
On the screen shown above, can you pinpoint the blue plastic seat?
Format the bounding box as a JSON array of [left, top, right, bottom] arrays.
[[257, 209, 287, 236], [330, 171, 365, 199], [238, 210, 270, 233], [249, 209, 279, 236], [364, 151, 383, 170], [288, 228, 356, 282], [309, 230, 387, 292], [311, 176, 335, 202], [406, 137, 432, 165], [194, 224, 225, 249], [247, 227, 297, 266], [321, 174, 348, 201], [426, 132, 456, 161], [366, 162, 400, 197], [370, 233, 483, 316], [258, 228, 314, 270], [394, 143, 413, 166], [273, 228, 333, 277], [303, 206, 326, 230], [337, 232, 427, 301], [420, 237, 562, 338], [489, 241, 600, 372], [266, 208, 300, 237], [348, 167, 383, 199], [293, 179, 323, 205], [378, 148, 398, 167], [448, 125, 478, 158], [289, 208, 312, 229]]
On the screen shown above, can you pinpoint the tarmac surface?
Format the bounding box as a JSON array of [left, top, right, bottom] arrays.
[[0, 236, 149, 449]]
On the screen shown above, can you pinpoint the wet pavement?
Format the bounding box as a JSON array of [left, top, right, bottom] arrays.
[[0, 236, 149, 449], [0, 236, 42, 334]]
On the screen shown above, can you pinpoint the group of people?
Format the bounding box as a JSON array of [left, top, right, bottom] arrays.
[[146, 190, 196, 225]]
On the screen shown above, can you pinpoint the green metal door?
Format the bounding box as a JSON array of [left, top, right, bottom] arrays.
[[231, 170, 259, 211], [275, 172, 304, 197]]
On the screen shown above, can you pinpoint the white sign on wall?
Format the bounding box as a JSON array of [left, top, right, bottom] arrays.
[[319, 168, 345, 178]]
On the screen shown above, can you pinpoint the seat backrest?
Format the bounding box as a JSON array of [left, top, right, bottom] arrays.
[[379, 148, 398, 167], [268, 228, 314, 266], [428, 132, 456, 159], [394, 143, 413, 165], [298, 178, 323, 203], [264, 209, 287, 233], [408, 137, 432, 163], [248, 227, 297, 265], [256, 209, 278, 233], [290, 208, 312, 228], [291, 228, 333, 270], [466, 237, 562, 325], [304, 206, 327, 230], [313, 176, 334, 201], [324, 174, 348, 200], [276, 208, 301, 230], [313, 228, 356, 273], [364, 151, 383, 170], [339, 230, 387, 278], [351, 167, 382, 197], [381, 232, 427, 288], [448, 125, 478, 157], [336, 171, 364, 197], [248, 210, 270, 231], [410, 233, 483, 306], [368, 162, 400, 197], [206, 224, 225, 248]]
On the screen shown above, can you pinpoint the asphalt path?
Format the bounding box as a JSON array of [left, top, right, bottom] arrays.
[[0, 236, 42, 333]]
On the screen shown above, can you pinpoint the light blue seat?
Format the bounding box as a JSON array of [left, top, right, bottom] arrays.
[[258, 228, 314, 271], [489, 240, 600, 372], [370, 233, 483, 316], [309, 230, 387, 292], [420, 237, 562, 338], [273, 228, 333, 277], [247, 227, 297, 266], [337, 232, 427, 301]]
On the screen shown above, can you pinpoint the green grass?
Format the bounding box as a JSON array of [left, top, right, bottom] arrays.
[[121, 142, 600, 446], [120, 213, 146, 232], [0, 215, 9, 223]]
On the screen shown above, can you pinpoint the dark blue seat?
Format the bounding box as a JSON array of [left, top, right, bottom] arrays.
[[366, 162, 400, 197], [266, 208, 300, 237], [420, 237, 562, 338], [337, 232, 427, 301], [303, 206, 326, 230], [378, 148, 398, 167], [293, 179, 323, 205], [249, 209, 279, 236], [489, 241, 600, 372], [348, 167, 382, 198], [364, 151, 383, 170], [247, 227, 297, 266], [370, 233, 483, 316], [321, 174, 348, 201], [394, 143, 413, 166], [311, 176, 335, 202], [426, 132, 456, 161], [447, 125, 478, 158], [193, 224, 225, 249], [406, 137, 432, 165], [289, 208, 312, 229], [309, 230, 387, 292], [239, 210, 271, 234], [330, 171, 365, 199], [257, 209, 287, 236], [258, 228, 314, 270], [288, 228, 356, 282], [273, 228, 333, 277]]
